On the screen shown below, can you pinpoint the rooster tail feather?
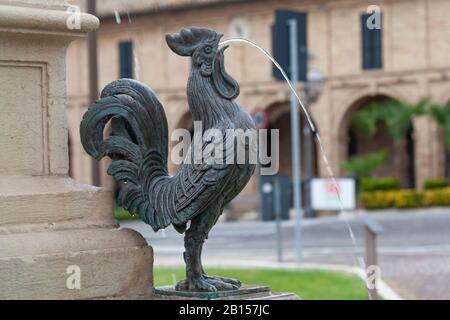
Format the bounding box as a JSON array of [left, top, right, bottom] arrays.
[[80, 79, 171, 231]]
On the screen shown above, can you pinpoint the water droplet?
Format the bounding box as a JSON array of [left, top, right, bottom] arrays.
[[114, 10, 121, 24], [133, 49, 140, 80], [127, 11, 132, 24]]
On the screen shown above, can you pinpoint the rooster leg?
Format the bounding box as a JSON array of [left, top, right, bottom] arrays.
[[200, 245, 241, 288], [175, 210, 216, 292], [175, 207, 240, 292], [200, 212, 242, 288]]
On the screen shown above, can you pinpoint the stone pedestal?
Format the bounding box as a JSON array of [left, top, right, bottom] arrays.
[[0, 0, 153, 299]]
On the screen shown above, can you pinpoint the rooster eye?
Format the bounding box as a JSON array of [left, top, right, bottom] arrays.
[[204, 46, 213, 54]]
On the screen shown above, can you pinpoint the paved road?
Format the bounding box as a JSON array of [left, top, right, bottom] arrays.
[[122, 208, 450, 299]]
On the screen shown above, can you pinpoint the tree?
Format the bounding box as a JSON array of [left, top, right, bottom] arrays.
[[342, 150, 388, 178], [350, 98, 428, 141], [430, 102, 450, 147], [348, 97, 450, 180], [348, 98, 428, 181]]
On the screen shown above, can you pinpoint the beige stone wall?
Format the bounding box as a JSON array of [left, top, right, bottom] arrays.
[[67, 0, 450, 195], [71, 0, 229, 15]]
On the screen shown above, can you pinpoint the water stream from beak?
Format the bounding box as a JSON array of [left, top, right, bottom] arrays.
[[219, 38, 366, 274]]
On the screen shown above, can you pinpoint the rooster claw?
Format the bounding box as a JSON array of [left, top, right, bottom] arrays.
[[204, 275, 241, 288], [175, 275, 241, 292], [175, 277, 217, 292]]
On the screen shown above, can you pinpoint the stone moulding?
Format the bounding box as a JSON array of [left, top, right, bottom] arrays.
[[0, 4, 99, 36]]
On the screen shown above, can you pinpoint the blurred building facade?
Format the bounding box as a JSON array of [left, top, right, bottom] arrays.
[[66, 0, 449, 211]]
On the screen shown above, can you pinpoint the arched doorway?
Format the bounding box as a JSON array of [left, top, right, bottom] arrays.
[[442, 131, 450, 179], [340, 95, 415, 188], [266, 104, 319, 177], [437, 99, 450, 179], [262, 102, 319, 218]]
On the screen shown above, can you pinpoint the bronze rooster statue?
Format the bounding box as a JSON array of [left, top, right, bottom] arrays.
[[80, 28, 256, 292]]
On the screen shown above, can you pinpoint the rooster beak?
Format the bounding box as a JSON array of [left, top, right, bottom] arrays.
[[214, 45, 229, 63], [212, 45, 229, 70], [212, 45, 229, 72], [218, 45, 229, 52]]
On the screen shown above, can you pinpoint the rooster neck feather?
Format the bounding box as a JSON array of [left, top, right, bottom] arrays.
[[187, 69, 240, 129]]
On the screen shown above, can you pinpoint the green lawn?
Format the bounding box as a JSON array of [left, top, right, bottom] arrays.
[[154, 267, 369, 300], [114, 207, 138, 221]]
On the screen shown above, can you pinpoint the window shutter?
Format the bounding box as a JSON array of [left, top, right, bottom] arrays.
[[272, 11, 290, 80], [361, 13, 383, 70], [272, 10, 308, 81], [119, 41, 133, 79], [372, 14, 383, 69], [361, 14, 372, 69]]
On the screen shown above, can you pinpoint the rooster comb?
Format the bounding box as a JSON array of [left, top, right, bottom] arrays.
[[165, 27, 222, 56]]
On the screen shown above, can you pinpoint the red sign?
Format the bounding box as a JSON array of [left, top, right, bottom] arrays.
[[325, 181, 341, 194]]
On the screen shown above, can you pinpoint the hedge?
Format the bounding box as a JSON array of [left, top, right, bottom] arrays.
[[423, 188, 450, 206], [424, 178, 449, 190], [359, 177, 400, 192], [360, 188, 450, 209]]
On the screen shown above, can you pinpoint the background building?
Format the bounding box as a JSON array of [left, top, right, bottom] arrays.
[[66, 0, 450, 217]]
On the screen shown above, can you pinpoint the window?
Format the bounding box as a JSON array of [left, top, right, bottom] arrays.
[[271, 10, 308, 81], [361, 13, 383, 70], [119, 41, 133, 78]]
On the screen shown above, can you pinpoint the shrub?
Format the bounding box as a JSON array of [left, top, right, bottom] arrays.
[[423, 188, 450, 206], [360, 188, 450, 209], [394, 190, 424, 209], [360, 177, 400, 192], [423, 178, 449, 190], [360, 191, 396, 209]]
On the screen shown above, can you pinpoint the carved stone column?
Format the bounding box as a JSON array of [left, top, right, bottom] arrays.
[[0, 0, 153, 299]]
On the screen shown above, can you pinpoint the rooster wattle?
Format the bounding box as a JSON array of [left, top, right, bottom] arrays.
[[80, 28, 256, 292]]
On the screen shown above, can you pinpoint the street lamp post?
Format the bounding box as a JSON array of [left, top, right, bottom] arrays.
[[303, 67, 326, 218], [287, 19, 303, 263]]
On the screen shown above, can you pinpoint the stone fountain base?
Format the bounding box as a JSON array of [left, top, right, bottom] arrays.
[[154, 285, 299, 300]]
